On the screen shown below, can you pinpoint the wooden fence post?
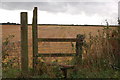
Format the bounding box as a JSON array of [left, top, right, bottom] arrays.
[[20, 12, 28, 75], [32, 7, 38, 74], [75, 34, 85, 65]]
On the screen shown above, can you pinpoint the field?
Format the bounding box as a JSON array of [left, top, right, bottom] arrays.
[[2, 25, 107, 41], [2, 25, 120, 78], [2, 25, 116, 64]]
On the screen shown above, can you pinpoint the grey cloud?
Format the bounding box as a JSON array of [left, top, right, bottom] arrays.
[[0, 2, 118, 17], [1, 2, 69, 12], [1, 0, 119, 2]]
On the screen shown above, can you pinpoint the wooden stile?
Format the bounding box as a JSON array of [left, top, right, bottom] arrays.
[[20, 7, 84, 78]]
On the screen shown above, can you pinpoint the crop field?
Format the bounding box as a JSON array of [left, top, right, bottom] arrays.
[[2, 25, 107, 41]]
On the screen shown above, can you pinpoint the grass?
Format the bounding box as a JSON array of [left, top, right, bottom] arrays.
[[69, 68, 120, 78], [2, 68, 21, 78]]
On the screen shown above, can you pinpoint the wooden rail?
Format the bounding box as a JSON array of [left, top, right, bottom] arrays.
[[37, 53, 75, 57], [38, 38, 77, 42]]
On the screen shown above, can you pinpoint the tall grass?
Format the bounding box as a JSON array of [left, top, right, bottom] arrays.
[[69, 26, 120, 78]]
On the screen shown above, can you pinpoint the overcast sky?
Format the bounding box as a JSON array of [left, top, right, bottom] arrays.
[[0, 0, 119, 25]]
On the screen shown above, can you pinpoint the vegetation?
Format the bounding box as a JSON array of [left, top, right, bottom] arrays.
[[2, 35, 21, 78]]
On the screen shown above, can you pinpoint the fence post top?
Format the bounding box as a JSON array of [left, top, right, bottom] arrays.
[[76, 34, 85, 40], [21, 12, 27, 14], [34, 7, 38, 9]]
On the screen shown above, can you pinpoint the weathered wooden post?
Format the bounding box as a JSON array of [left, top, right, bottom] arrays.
[[75, 34, 84, 65], [72, 34, 84, 75], [20, 12, 28, 76], [32, 7, 38, 74]]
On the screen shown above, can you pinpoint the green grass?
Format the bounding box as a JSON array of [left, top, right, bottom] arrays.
[[2, 67, 120, 78], [69, 67, 120, 78], [2, 68, 21, 78]]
